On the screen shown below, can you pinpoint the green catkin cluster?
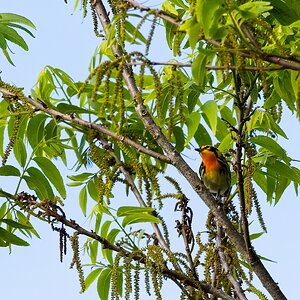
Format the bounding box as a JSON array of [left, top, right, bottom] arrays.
[[134, 261, 140, 300], [111, 0, 130, 49], [254, 18, 288, 57], [145, 14, 158, 56], [257, 58, 269, 98], [82, 0, 88, 18], [144, 261, 151, 296], [173, 30, 182, 57], [102, 67, 113, 117], [130, 51, 163, 123], [247, 285, 268, 300], [0, 83, 32, 165], [2, 111, 21, 166], [124, 256, 133, 300], [87, 131, 122, 204], [70, 232, 86, 293], [193, 233, 204, 267], [158, 216, 170, 248], [90, 0, 101, 37], [245, 158, 254, 215], [111, 252, 122, 300], [253, 189, 267, 232], [175, 70, 185, 125], [146, 246, 164, 300], [167, 67, 176, 139]]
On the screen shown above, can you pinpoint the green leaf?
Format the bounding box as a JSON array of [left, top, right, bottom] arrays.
[[218, 133, 234, 152], [101, 220, 112, 238], [173, 126, 185, 152], [117, 206, 156, 216], [251, 135, 289, 163], [90, 240, 99, 264], [191, 52, 207, 87], [185, 111, 201, 146], [0, 24, 28, 50], [0, 227, 29, 246], [268, 160, 300, 182], [103, 228, 120, 264], [87, 179, 98, 201], [97, 268, 112, 300], [56, 103, 92, 114], [79, 186, 87, 216], [250, 232, 264, 240], [196, 0, 226, 39], [194, 123, 212, 146], [25, 167, 54, 199], [187, 89, 200, 113], [0, 13, 36, 29], [68, 172, 93, 182], [121, 214, 161, 227], [202, 100, 218, 135], [33, 156, 66, 198], [253, 170, 267, 193], [13, 138, 27, 167], [273, 71, 295, 110], [1, 219, 32, 229], [117, 206, 160, 227], [85, 268, 102, 290], [238, 1, 273, 19], [269, 0, 300, 25], [27, 114, 48, 150], [0, 165, 20, 177]]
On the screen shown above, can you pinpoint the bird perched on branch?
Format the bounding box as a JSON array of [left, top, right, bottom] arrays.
[[195, 145, 231, 198]]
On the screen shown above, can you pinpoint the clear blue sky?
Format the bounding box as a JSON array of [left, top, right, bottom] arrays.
[[1, 1, 300, 300]]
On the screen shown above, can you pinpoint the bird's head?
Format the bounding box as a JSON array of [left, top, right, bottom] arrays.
[[195, 145, 220, 159]]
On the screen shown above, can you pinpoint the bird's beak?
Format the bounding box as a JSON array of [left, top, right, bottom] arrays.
[[195, 148, 200, 152]]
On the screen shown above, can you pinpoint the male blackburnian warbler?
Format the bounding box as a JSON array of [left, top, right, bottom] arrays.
[[195, 145, 231, 198]]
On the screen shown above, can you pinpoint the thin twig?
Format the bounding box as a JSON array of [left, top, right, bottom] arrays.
[[131, 60, 284, 71], [216, 221, 247, 300], [125, 0, 180, 26]]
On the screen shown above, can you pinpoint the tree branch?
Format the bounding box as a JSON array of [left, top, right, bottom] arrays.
[[96, 135, 169, 250], [125, 0, 180, 26], [91, 0, 288, 299], [126, 0, 300, 71], [131, 60, 284, 71], [0, 86, 171, 164], [13, 191, 234, 300], [216, 221, 247, 300]]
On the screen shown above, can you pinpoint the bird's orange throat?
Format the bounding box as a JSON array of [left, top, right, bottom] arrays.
[[201, 151, 219, 172]]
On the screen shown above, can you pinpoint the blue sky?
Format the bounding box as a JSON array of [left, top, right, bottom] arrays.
[[1, 1, 300, 299]]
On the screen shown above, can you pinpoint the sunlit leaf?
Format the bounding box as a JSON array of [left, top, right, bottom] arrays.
[[0, 165, 20, 177], [97, 268, 112, 300], [85, 267, 102, 290], [33, 156, 66, 198]]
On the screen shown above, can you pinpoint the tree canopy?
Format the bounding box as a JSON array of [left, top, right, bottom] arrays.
[[1, 0, 300, 299]]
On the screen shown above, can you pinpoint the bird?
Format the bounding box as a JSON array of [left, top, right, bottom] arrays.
[[195, 145, 231, 198]]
